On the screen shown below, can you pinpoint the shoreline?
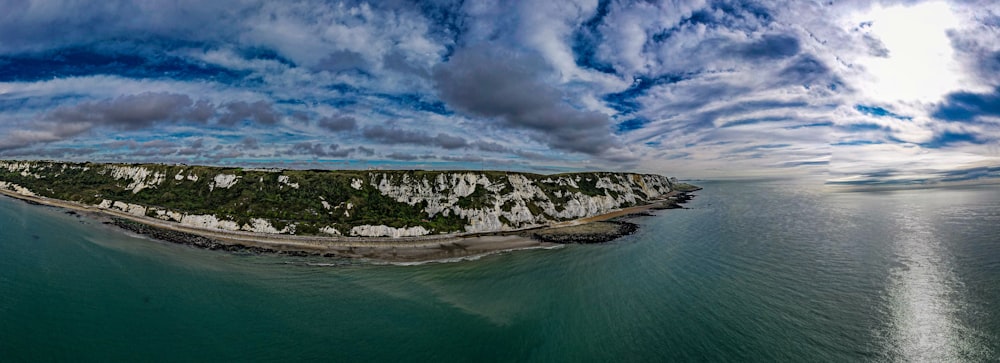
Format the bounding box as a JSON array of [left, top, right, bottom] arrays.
[[0, 188, 698, 263]]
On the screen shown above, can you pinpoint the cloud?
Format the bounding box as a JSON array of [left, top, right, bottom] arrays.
[[776, 55, 832, 87], [441, 154, 484, 162], [287, 142, 354, 158], [0, 125, 90, 151], [384, 152, 421, 161], [471, 140, 512, 153], [45, 92, 206, 130], [828, 164, 1000, 187], [862, 34, 890, 58], [0, 92, 282, 152], [732, 34, 801, 60], [316, 115, 358, 132], [933, 87, 1000, 122], [240, 136, 260, 149], [0, 92, 207, 151], [362, 125, 468, 149], [217, 100, 279, 126], [314, 50, 367, 73], [433, 46, 624, 157]]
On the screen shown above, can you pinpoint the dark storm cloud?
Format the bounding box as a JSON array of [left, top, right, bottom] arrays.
[[0, 146, 99, 158], [433, 46, 620, 156], [45, 92, 202, 130], [362, 125, 468, 149], [287, 142, 354, 158], [217, 101, 279, 126], [44, 93, 278, 131], [471, 140, 512, 153], [0, 92, 283, 152], [240, 137, 260, 149], [176, 138, 205, 156], [322, 144, 354, 158], [384, 152, 421, 161], [316, 115, 358, 132]]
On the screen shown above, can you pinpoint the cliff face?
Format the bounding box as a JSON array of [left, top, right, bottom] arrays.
[[0, 160, 678, 237]]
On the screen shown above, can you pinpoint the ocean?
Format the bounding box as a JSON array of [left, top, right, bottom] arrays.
[[1, 180, 999, 362]]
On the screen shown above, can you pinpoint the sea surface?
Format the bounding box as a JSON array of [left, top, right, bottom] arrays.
[[2, 180, 1000, 362]]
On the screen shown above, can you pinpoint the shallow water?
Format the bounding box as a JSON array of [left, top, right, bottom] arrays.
[[1, 180, 999, 361]]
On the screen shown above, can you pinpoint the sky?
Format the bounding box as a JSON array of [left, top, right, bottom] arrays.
[[1, 0, 999, 185]]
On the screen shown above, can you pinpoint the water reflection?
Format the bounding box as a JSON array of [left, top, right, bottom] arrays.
[[884, 200, 964, 361]]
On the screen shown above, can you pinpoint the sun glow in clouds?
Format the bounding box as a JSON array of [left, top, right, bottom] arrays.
[[851, 1, 964, 104]]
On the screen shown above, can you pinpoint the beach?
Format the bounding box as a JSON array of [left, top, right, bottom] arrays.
[[0, 188, 695, 262]]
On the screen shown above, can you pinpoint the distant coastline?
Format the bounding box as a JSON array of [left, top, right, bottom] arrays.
[[0, 187, 698, 262]]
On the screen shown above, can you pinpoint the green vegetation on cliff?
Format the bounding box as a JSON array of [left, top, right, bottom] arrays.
[[0, 160, 681, 237]]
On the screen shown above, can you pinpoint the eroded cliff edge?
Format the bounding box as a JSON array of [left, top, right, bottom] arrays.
[[0, 160, 694, 239]]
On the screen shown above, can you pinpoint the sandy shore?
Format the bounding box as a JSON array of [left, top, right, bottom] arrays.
[[0, 188, 694, 262]]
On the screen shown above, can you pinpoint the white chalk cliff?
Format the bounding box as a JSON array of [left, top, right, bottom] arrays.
[[0, 161, 679, 238]]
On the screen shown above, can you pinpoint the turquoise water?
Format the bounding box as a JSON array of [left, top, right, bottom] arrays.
[[2, 180, 1000, 362]]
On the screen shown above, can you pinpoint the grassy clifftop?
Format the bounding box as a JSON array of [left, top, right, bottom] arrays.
[[0, 160, 680, 237]]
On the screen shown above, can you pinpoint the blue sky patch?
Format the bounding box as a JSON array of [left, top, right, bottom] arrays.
[[571, 0, 616, 74], [0, 47, 247, 83], [832, 140, 882, 146], [603, 73, 690, 113], [932, 87, 1000, 122], [855, 104, 911, 120], [921, 131, 982, 148], [616, 117, 650, 133]]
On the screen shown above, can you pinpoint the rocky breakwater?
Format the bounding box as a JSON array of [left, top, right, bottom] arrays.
[[109, 218, 317, 257], [528, 188, 699, 244], [530, 221, 640, 244]]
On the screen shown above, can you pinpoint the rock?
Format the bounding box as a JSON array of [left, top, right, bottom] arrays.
[[529, 221, 639, 244]]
